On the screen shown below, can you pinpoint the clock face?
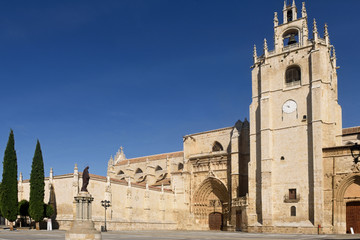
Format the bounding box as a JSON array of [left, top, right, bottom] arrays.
[[282, 100, 297, 113]]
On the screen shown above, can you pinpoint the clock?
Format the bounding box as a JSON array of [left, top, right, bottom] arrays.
[[282, 100, 297, 113]]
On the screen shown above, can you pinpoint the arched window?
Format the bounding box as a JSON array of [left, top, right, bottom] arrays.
[[155, 166, 162, 171], [117, 170, 125, 180], [135, 168, 143, 174], [287, 10, 293, 22], [290, 206, 296, 216], [285, 66, 301, 86], [178, 163, 184, 171], [212, 141, 223, 152]]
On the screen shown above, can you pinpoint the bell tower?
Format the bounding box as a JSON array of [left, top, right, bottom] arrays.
[[248, 1, 342, 232]]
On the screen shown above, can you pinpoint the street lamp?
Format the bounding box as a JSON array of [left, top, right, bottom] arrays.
[[101, 200, 111, 232], [350, 143, 360, 164]]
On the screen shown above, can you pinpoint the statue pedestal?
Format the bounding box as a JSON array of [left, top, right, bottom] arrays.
[[65, 192, 101, 240]]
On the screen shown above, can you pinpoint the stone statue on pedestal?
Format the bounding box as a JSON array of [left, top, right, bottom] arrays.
[[66, 166, 101, 240], [81, 166, 90, 192]]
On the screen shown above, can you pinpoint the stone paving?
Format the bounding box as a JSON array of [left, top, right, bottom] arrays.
[[0, 230, 360, 240]]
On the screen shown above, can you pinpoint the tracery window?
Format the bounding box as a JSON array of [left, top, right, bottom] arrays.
[[212, 141, 223, 152], [285, 66, 301, 86]]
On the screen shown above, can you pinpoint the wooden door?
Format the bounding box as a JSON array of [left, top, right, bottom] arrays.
[[346, 201, 360, 233], [236, 210, 242, 231], [209, 212, 222, 230]]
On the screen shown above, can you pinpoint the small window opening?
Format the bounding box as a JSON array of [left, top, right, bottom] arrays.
[[289, 189, 296, 200], [291, 206, 296, 216], [178, 163, 184, 171], [212, 141, 223, 152], [280, 156, 285, 161], [302, 115, 307, 122], [287, 10, 293, 22], [135, 168, 143, 174], [155, 166, 163, 171]]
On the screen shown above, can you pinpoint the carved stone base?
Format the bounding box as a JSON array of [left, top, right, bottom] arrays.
[[66, 192, 101, 240]]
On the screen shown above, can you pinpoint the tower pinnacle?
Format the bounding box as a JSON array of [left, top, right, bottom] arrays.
[[324, 23, 330, 46], [253, 45, 258, 63], [313, 18, 318, 42], [274, 12, 279, 27], [301, 2, 307, 18], [263, 39, 268, 57]]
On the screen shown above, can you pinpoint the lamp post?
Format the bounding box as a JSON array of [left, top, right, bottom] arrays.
[[350, 143, 360, 164], [101, 200, 111, 232]]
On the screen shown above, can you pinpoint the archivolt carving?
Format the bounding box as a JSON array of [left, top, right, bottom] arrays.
[[193, 177, 228, 205], [334, 173, 360, 201]]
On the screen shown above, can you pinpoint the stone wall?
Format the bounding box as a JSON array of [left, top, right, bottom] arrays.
[[18, 167, 184, 231]]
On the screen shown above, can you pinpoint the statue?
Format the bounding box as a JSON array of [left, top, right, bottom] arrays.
[[81, 166, 90, 192]]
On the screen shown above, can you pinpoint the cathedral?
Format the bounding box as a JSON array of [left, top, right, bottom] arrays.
[[16, 1, 360, 234]]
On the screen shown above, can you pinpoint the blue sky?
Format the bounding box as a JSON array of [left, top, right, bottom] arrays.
[[0, 0, 359, 180]]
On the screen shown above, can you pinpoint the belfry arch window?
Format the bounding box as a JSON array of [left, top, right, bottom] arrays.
[[283, 29, 299, 47], [212, 141, 223, 152], [285, 66, 301, 86], [135, 168, 143, 174]]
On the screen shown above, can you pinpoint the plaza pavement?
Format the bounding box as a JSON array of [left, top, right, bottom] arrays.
[[0, 230, 360, 240]]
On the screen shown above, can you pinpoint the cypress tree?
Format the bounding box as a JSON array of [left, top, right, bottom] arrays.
[[0, 130, 18, 230], [29, 140, 45, 230]]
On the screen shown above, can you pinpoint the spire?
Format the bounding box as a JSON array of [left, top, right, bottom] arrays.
[[324, 23, 330, 46], [292, 0, 296, 7], [313, 19, 318, 42], [274, 12, 279, 27], [253, 44, 257, 63], [264, 38, 268, 57], [301, 2, 307, 18], [19, 172, 23, 182], [284, 0, 287, 10]]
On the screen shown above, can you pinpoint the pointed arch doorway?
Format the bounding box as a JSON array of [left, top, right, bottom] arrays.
[[193, 177, 229, 230], [334, 174, 360, 233]]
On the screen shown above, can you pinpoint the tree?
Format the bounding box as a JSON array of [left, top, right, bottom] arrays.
[[0, 183, 3, 217], [43, 203, 54, 218], [29, 140, 45, 230], [0, 130, 18, 231]]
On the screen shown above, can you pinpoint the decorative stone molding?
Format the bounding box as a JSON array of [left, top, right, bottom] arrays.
[[351, 163, 360, 173], [283, 194, 300, 203], [232, 196, 248, 207]]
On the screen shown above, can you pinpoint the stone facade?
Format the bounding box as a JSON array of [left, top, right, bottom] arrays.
[[14, 1, 360, 234]]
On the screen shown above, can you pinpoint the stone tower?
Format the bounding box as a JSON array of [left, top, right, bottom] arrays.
[[248, 1, 342, 233]]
